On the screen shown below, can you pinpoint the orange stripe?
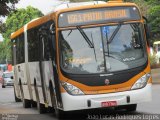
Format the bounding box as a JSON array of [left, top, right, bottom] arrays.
[[10, 27, 24, 39], [60, 86, 66, 93], [58, 62, 151, 95], [11, 14, 54, 39]]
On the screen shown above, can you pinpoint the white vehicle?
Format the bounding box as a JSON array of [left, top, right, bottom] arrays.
[[2, 71, 14, 88], [153, 41, 160, 61]]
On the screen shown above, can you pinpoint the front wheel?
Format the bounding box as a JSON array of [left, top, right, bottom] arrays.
[[55, 108, 66, 119], [22, 98, 31, 108], [35, 85, 47, 114], [2, 85, 5, 88], [37, 101, 46, 114], [32, 101, 37, 107], [20, 84, 31, 108]]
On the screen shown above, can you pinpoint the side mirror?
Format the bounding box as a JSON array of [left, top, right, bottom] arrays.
[[50, 23, 55, 35], [143, 16, 151, 46], [144, 23, 151, 39], [11, 76, 14, 79]]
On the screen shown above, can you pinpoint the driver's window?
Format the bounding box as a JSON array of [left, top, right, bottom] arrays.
[[39, 21, 56, 61]]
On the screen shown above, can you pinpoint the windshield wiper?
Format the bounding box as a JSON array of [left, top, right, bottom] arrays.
[[104, 22, 123, 65], [107, 22, 122, 44], [76, 26, 94, 48]]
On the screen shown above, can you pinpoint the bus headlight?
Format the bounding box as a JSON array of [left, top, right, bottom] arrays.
[[131, 73, 151, 90], [61, 81, 84, 95]]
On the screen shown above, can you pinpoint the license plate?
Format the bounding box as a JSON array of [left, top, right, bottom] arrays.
[[101, 101, 117, 107]]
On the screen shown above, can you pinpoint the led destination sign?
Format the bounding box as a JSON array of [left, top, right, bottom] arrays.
[[67, 9, 127, 24], [58, 6, 141, 27]]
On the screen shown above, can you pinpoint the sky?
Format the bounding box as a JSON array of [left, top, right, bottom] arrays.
[[0, 35, 3, 42], [0, 0, 65, 41], [15, 0, 62, 14]]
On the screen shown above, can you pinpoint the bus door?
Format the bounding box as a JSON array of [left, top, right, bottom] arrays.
[[39, 24, 56, 107], [12, 39, 21, 99]]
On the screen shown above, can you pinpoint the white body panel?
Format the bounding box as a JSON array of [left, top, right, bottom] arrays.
[[61, 84, 152, 111], [15, 63, 31, 99], [41, 61, 55, 106], [28, 61, 54, 106], [28, 62, 43, 103], [28, 62, 42, 86], [31, 86, 37, 102], [38, 87, 44, 104], [13, 22, 55, 107], [14, 67, 21, 99]]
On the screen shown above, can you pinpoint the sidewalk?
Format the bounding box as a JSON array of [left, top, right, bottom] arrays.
[[151, 68, 160, 84]]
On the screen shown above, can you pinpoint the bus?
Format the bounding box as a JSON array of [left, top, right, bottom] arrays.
[[11, 0, 152, 118]]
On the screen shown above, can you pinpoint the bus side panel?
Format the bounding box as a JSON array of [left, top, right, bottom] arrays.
[[15, 63, 31, 100], [14, 66, 21, 99], [28, 62, 44, 104], [41, 61, 55, 107]]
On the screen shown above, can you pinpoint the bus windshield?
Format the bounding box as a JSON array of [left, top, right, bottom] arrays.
[[59, 23, 147, 74]]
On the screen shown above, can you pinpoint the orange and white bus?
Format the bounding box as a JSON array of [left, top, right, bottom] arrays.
[[11, 0, 152, 118]]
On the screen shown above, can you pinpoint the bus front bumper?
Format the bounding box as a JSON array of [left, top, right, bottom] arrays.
[[61, 84, 152, 111]]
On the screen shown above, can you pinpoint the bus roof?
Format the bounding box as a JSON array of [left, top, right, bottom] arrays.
[[11, 0, 138, 40], [54, 0, 137, 13], [53, 1, 106, 12]]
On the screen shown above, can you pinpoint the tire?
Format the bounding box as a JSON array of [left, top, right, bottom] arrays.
[[20, 84, 31, 108], [49, 90, 55, 113], [48, 106, 55, 113], [37, 101, 46, 114], [35, 86, 46, 114], [2, 85, 5, 88], [49, 83, 65, 118], [32, 101, 37, 107], [49, 83, 56, 111], [22, 98, 31, 108], [55, 108, 66, 119], [125, 104, 137, 112], [15, 95, 21, 102], [14, 86, 21, 102]]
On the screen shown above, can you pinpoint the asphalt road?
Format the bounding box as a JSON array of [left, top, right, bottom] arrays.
[[0, 84, 160, 120]]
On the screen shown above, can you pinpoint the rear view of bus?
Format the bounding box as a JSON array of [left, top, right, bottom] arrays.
[[57, 0, 152, 112]]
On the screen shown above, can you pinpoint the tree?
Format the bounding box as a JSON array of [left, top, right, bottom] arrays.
[[125, 0, 150, 17], [148, 5, 160, 38], [0, 0, 19, 38], [0, 22, 6, 33], [3, 6, 43, 39], [147, 0, 160, 5], [0, 0, 19, 17], [0, 6, 43, 63]]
